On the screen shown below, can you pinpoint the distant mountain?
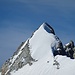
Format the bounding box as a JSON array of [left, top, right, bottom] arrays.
[[1, 23, 75, 75]]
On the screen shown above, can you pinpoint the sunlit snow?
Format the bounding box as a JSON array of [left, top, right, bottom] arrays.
[[8, 23, 75, 75]]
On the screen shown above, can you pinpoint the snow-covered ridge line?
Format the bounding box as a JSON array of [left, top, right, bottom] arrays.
[[10, 39, 29, 65], [1, 22, 75, 75], [1, 38, 31, 75]]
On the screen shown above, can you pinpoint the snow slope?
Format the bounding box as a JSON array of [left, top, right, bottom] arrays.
[[11, 23, 75, 75]]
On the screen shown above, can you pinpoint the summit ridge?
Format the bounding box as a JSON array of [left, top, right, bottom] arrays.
[[1, 22, 75, 75]]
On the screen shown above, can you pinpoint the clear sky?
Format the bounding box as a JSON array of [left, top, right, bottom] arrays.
[[0, 0, 75, 67]]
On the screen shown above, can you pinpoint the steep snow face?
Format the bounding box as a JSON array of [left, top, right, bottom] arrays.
[[11, 23, 61, 74], [12, 55, 75, 75], [29, 23, 58, 59], [11, 23, 75, 75]]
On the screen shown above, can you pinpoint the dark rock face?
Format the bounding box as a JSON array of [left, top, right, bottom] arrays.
[[43, 22, 55, 35]]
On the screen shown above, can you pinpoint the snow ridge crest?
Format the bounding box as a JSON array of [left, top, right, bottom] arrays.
[[1, 22, 75, 75], [1, 22, 58, 75]]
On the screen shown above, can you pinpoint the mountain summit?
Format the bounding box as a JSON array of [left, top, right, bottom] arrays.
[[43, 22, 55, 35], [1, 23, 75, 75]]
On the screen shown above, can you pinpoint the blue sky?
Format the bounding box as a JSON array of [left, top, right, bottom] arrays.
[[0, 0, 75, 67]]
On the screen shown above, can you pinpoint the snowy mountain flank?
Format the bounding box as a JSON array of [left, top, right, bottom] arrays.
[[1, 23, 75, 75]]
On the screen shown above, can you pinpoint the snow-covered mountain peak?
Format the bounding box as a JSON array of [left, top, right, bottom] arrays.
[[1, 22, 75, 75], [37, 22, 55, 35], [1, 22, 59, 75], [29, 23, 59, 60]]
